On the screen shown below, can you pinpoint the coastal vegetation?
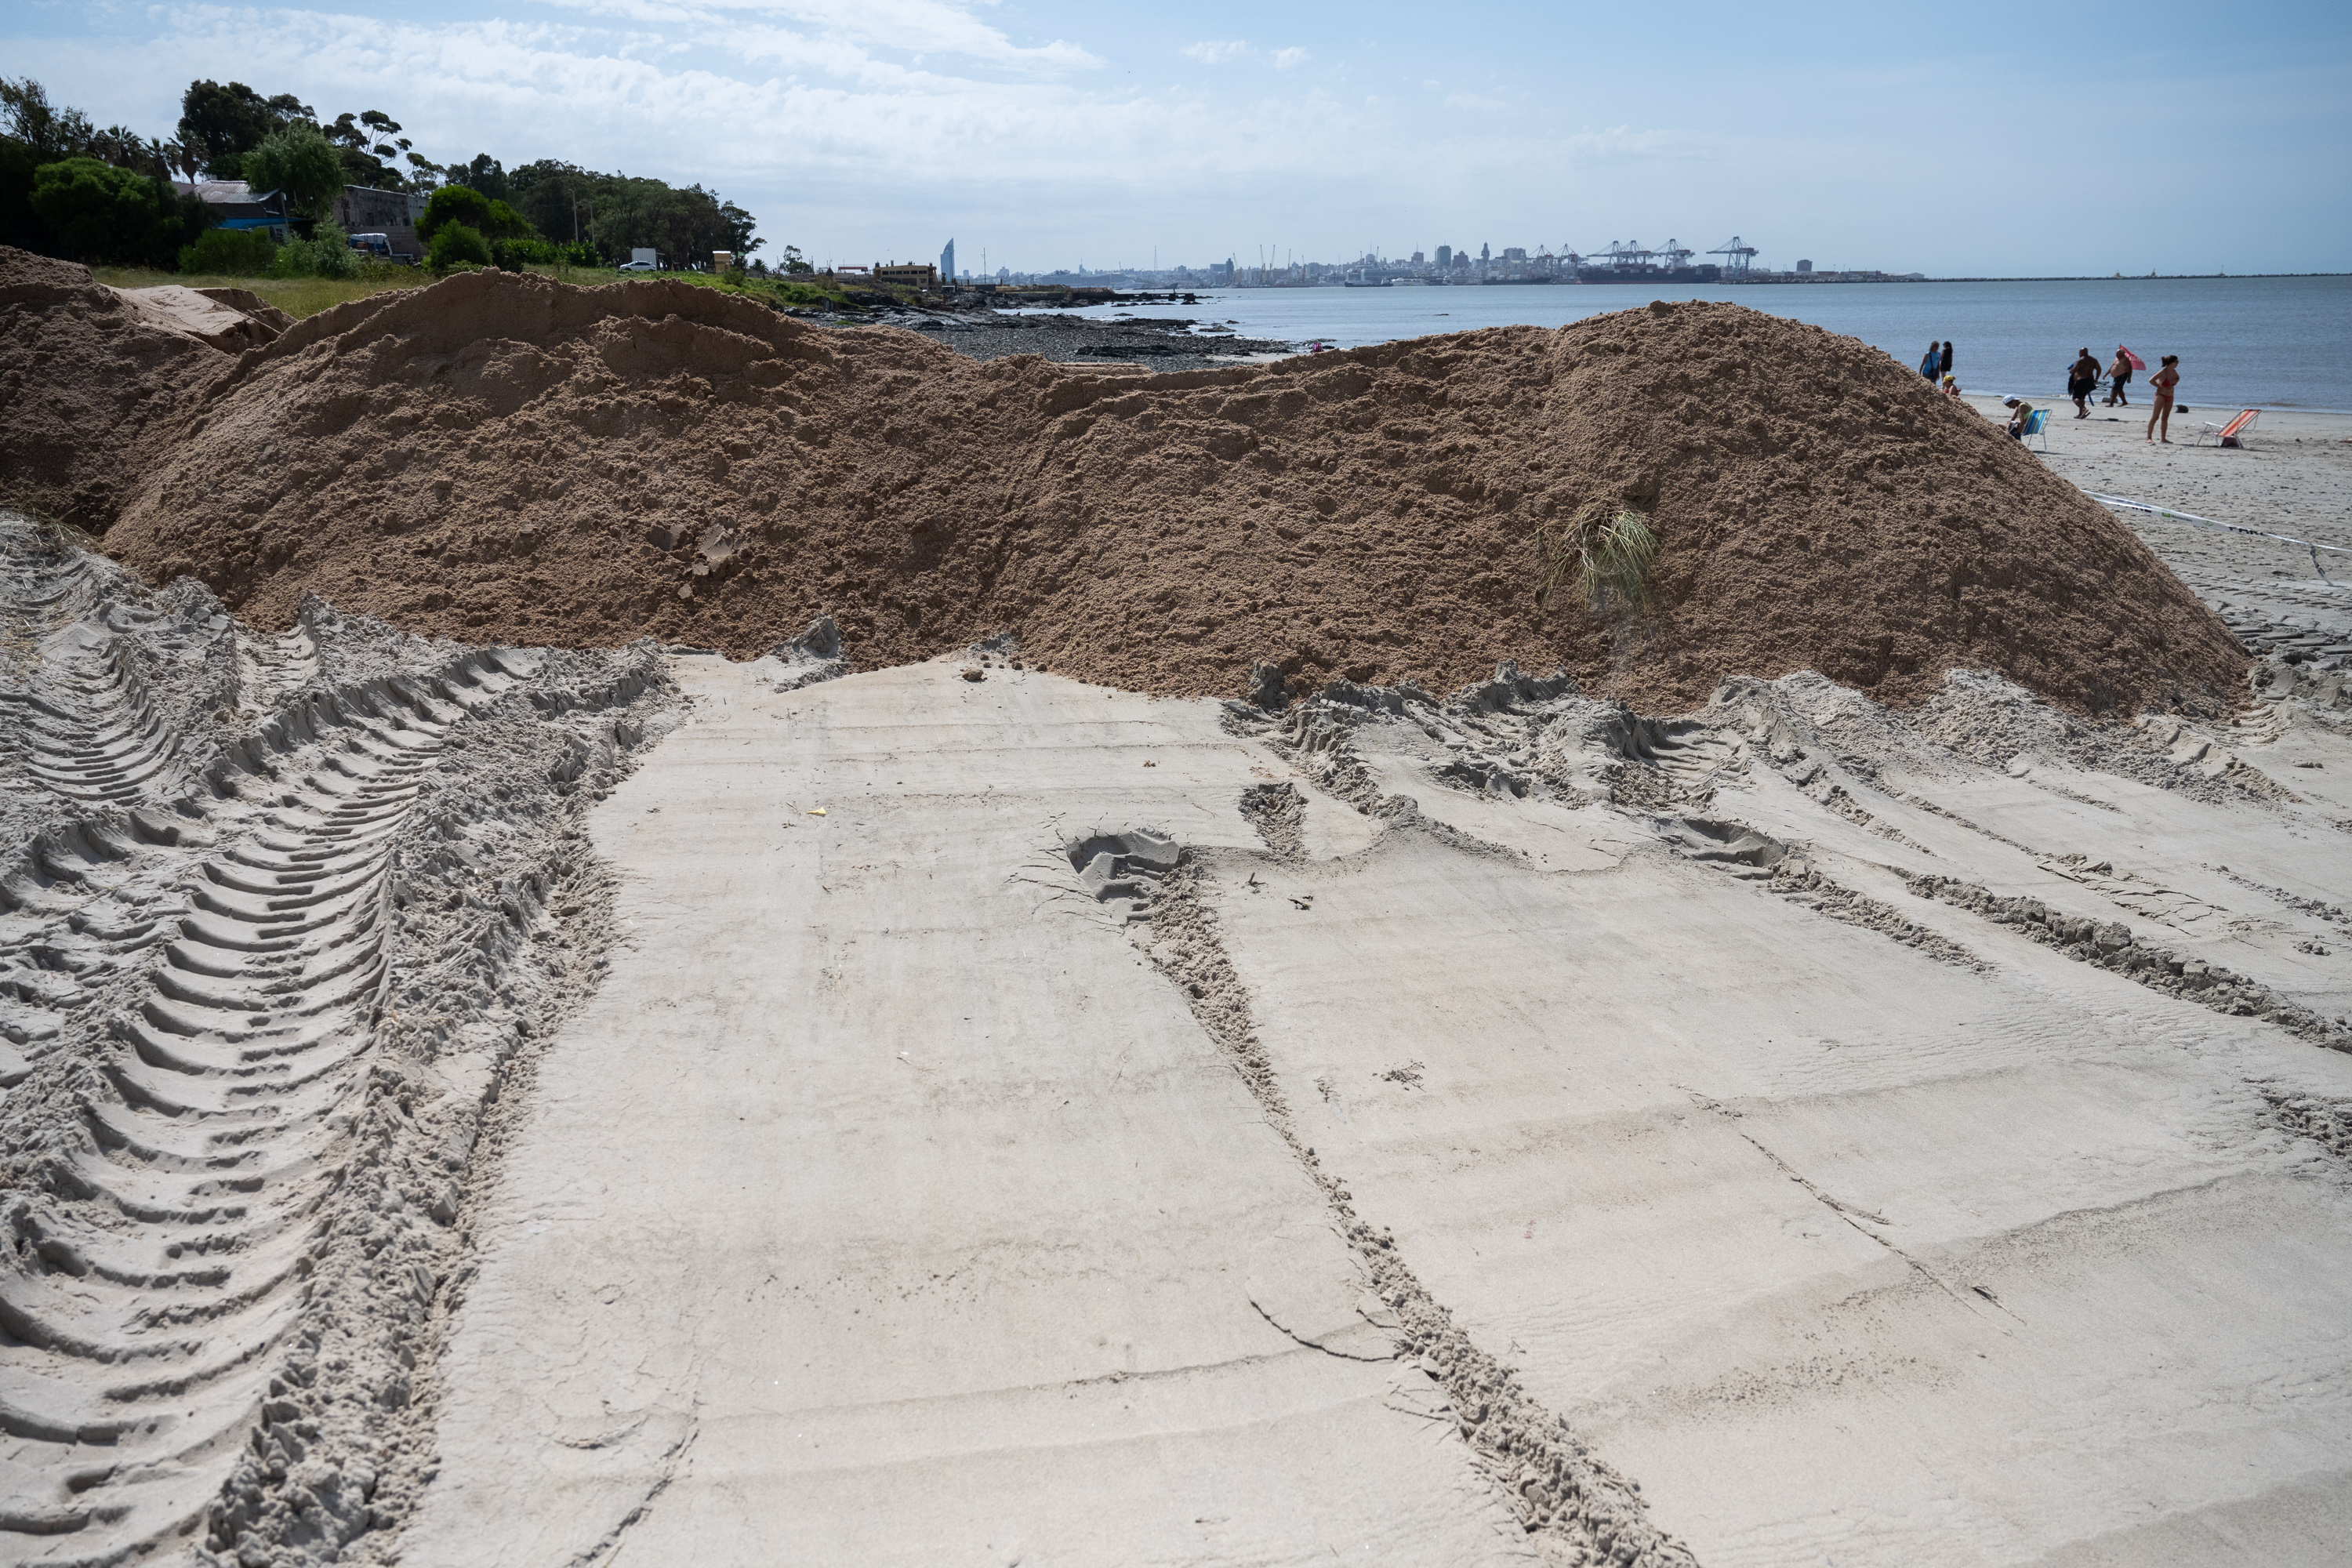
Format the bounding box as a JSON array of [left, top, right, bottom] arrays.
[[1537, 503, 1658, 616], [3, 74, 787, 274]]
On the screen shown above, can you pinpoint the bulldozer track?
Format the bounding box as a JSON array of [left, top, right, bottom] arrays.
[[1, 650, 529, 1564]]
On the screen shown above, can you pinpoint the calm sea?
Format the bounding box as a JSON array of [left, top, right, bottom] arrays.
[[1047, 274, 2352, 414]]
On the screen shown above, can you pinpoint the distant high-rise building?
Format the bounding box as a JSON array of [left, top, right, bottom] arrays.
[[1795, 258, 1812, 274], [1436, 244, 1451, 270], [1480, 241, 1490, 262], [941, 238, 955, 281], [1410, 251, 1425, 265]]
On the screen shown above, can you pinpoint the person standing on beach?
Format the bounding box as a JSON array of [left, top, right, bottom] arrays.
[[1940, 341, 1955, 379], [2106, 347, 2133, 406], [2067, 348, 2102, 418], [1918, 342, 1940, 381], [2146, 354, 2180, 443]]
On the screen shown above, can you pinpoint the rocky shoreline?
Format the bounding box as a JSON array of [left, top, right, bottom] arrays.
[[800, 303, 1296, 371]]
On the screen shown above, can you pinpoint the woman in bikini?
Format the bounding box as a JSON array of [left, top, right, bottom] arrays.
[[2146, 354, 2180, 443]]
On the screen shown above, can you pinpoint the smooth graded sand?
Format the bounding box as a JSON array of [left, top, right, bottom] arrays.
[[408, 646, 2352, 1566], [399, 659, 1535, 1566]]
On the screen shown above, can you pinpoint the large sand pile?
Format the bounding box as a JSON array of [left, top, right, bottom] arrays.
[[0, 247, 232, 531], [53, 258, 2244, 713]]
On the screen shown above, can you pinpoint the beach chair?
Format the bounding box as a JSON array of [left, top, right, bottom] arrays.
[[2022, 407, 2050, 452], [2198, 408, 2259, 448]]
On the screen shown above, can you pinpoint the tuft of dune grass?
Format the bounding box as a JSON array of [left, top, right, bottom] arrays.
[[1537, 501, 1657, 618]]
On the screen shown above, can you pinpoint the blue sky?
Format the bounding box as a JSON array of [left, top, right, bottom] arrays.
[[7, 0, 2348, 274]]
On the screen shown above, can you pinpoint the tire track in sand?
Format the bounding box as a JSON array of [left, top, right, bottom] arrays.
[[0, 524, 186, 815], [0, 649, 531, 1563], [11, 626, 178, 808]]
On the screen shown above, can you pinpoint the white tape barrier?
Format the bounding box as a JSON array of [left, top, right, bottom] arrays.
[[2088, 492, 2352, 557]]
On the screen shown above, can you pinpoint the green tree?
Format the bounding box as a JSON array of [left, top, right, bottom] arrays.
[[177, 81, 313, 178], [0, 77, 95, 252], [270, 221, 358, 279], [324, 110, 404, 189], [0, 139, 45, 252], [1, 76, 97, 161], [418, 183, 532, 241], [456, 154, 509, 201], [90, 125, 165, 178], [716, 195, 759, 255], [29, 157, 166, 262], [161, 134, 205, 186], [505, 158, 597, 245], [779, 243, 813, 276], [427, 222, 492, 274], [5, 78, 207, 258], [418, 183, 488, 238], [241, 123, 344, 218], [500, 159, 760, 266], [179, 225, 278, 275]]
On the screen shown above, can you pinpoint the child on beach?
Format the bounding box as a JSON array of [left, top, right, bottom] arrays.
[[2146, 355, 2180, 443], [2068, 349, 2101, 418], [1941, 373, 1962, 397]]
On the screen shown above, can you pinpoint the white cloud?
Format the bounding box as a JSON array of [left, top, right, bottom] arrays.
[[7, 0, 2344, 274], [0, 2, 1798, 270], [537, 0, 1100, 72]]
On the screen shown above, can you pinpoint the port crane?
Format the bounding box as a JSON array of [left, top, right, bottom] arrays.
[[1706, 236, 1759, 276], [1656, 238, 1694, 269]]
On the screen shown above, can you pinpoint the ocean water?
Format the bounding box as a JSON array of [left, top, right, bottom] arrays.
[[1043, 274, 2352, 414]]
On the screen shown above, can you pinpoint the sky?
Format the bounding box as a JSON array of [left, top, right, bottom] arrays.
[[6, 0, 2349, 275]]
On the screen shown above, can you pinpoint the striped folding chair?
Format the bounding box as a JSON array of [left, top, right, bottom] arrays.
[[2198, 409, 2259, 448]]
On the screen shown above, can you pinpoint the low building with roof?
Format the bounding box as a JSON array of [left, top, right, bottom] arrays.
[[173, 182, 427, 260], [332, 187, 427, 262], [173, 180, 292, 241]]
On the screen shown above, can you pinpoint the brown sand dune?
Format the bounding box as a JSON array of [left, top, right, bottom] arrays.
[[13, 251, 2245, 713], [0, 249, 231, 531]]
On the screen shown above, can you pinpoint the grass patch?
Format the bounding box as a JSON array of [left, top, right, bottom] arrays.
[[511, 264, 859, 311], [1537, 503, 1658, 617], [92, 267, 430, 319], [93, 263, 867, 322]]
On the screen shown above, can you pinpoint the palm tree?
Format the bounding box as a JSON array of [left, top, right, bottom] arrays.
[[89, 125, 171, 177], [162, 136, 205, 190]]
